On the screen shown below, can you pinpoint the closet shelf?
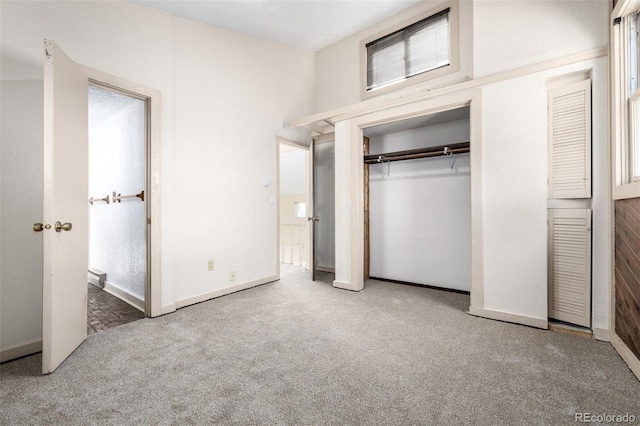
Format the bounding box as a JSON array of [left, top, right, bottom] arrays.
[[363, 141, 470, 164]]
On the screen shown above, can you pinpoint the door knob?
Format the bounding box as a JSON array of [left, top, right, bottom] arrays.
[[33, 223, 51, 232], [55, 221, 72, 232]]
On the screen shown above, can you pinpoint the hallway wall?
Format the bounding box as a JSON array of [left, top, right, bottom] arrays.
[[89, 87, 146, 302], [0, 80, 43, 357]]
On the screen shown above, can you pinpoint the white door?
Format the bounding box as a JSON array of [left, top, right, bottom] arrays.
[[41, 40, 89, 374], [548, 208, 592, 328]]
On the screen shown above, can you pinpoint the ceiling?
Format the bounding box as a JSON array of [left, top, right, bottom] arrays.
[[125, 0, 422, 51], [363, 106, 470, 138]]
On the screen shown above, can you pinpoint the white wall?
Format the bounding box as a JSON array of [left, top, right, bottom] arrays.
[[0, 80, 43, 353], [314, 0, 474, 112], [169, 17, 314, 302], [472, 0, 609, 78], [89, 88, 146, 301], [317, 1, 610, 329], [480, 59, 608, 326], [368, 119, 470, 291], [0, 0, 314, 356], [314, 0, 608, 112]]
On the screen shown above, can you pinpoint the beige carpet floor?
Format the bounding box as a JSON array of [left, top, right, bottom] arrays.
[[1, 264, 639, 425]]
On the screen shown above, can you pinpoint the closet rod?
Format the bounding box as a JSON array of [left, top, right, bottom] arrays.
[[363, 141, 469, 164]]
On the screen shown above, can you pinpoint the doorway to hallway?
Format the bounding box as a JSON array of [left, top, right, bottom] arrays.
[[87, 83, 149, 331], [278, 141, 309, 269]]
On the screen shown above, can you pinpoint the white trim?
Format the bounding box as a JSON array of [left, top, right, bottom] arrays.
[[333, 89, 483, 310], [613, 0, 640, 19], [468, 307, 548, 330], [613, 179, 640, 199], [316, 265, 335, 273], [546, 199, 592, 209], [159, 304, 177, 316], [611, 333, 640, 381], [289, 47, 607, 130], [333, 280, 360, 291], [276, 137, 282, 280], [79, 65, 163, 318], [277, 135, 309, 150], [0, 339, 42, 363], [103, 282, 144, 313], [174, 275, 278, 310], [593, 328, 611, 342]]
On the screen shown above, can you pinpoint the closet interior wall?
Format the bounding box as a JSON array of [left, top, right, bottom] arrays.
[[366, 110, 471, 292]]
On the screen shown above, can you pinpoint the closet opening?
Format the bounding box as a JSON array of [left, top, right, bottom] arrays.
[[362, 106, 471, 295], [87, 82, 149, 333]]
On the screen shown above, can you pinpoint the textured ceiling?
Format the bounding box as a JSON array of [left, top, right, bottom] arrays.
[[125, 0, 422, 51]]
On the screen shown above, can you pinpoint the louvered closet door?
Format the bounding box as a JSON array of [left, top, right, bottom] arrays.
[[548, 80, 591, 199], [548, 208, 592, 327]]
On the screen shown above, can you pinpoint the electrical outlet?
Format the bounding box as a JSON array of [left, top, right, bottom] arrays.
[[230, 271, 237, 281], [207, 259, 214, 271]]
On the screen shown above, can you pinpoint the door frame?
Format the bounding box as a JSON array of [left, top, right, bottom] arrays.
[[276, 136, 311, 277], [333, 89, 483, 311], [81, 65, 163, 317]]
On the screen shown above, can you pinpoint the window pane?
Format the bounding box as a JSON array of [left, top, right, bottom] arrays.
[[629, 14, 639, 95], [366, 8, 450, 91], [407, 14, 449, 77], [367, 33, 406, 90]]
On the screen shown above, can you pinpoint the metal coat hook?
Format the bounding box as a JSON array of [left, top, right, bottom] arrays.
[[377, 155, 390, 177], [444, 146, 456, 172]]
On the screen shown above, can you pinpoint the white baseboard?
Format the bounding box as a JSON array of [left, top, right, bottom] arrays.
[[156, 303, 177, 317], [333, 280, 361, 291], [316, 265, 335, 273], [593, 328, 610, 342], [0, 339, 42, 363], [611, 333, 640, 382], [174, 275, 278, 310], [468, 306, 548, 329], [103, 281, 144, 313]]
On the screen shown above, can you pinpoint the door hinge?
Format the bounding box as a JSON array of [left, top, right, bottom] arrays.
[[147, 218, 151, 225]]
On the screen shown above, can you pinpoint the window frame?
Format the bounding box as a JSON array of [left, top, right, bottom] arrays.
[[360, 0, 459, 100], [612, 0, 640, 199], [629, 87, 640, 182]]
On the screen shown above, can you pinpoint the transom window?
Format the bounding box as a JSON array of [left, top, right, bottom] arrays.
[[366, 8, 450, 92], [361, 2, 458, 99]]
